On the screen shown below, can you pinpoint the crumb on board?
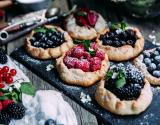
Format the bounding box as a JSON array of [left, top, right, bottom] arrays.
[[46, 64, 54, 71], [80, 92, 91, 103]]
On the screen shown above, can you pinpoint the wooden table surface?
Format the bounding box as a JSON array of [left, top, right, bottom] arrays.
[[1, 0, 160, 125]]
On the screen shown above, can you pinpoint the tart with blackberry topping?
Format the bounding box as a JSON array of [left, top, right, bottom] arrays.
[[56, 40, 109, 87], [133, 47, 160, 85], [95, 63, 152, 115], [26, 25, 73, 59], [65, 8, 106, 40], [96, 22, 144, 61]]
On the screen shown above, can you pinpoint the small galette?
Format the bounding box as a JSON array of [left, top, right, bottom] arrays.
[[96, 22, 144, 61], [56, 41, 109, 87], [65, 8, 106, 40], [133, 47, 160, 85], [95, 63, 152, 115], [26, 25, 73, 59]]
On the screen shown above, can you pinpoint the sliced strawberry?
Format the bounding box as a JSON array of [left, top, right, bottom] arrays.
[[89, 57, 102, 71], [87, 11, 98, 27], [2, 100, 14, 109], [76, 16, 88, 26], [0, 101, 2, 111], [72, 46, 85, 59], [95, 50, 105, 60], [64, 56, 78, 69], [75, 59, 90, 72]]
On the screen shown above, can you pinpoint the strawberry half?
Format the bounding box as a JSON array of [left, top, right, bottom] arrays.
[[87, 11, 98, 27], [76, 16, 88, 26]]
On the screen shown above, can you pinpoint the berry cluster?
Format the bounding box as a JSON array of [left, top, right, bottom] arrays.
[[105, 64, 144, 100], [0, 66, 17, 88], [75, 8, 99, 27], [0, 101, 25, 124], [143, 47, 160, 78], [0, 48, 8, 64], [100, 29, 137, 47], [30, 28, 64, 49], [63, 42, 105, 72]]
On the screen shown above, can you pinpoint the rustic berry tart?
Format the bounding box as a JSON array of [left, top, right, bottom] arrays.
[[96, 22, 144, 61], [65, 8, 106, 40], [26, 25, 73, 59], [56, 40, 109, 87], [95, 63, 152, 115], [133, 47, 160, 85]]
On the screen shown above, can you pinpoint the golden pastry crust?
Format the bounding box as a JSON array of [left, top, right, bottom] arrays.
[[26, 25, 74, 59], [65, 13, 106, 40], [95, 79, 152, 115], [56, 52, 109, 87], [96, 27, 144, 61], [133, 49, 160, 85]]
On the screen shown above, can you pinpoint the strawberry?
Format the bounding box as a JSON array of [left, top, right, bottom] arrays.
[[75, 59, 90, 72], [90, 42, 98, 51], [0, 101, 2, 111], [95, 50, 105, 60], [87, 11, 98, 27], [89, 57, 102, 71], [2, 100, 14, 109], [64, 56, 78, 69], [72, 46, 85, 59], [77, 16, 88, 26]]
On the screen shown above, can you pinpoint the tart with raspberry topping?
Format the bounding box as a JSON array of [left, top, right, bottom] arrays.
[[97, 22, 144, 61], [133, 47, 160, 85], [26, 25, 73, 59], [95, 63, 152, 115], [56, 41, 109, 87], [65, 8, 106, 40]]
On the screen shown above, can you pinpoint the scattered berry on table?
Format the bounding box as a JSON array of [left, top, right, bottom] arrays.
[[5, 76, 13, 84], [0, 111, 11, 124], [7, 103, 25, 120], [10, 69, 17, 76], [2, 100, 14, 110]]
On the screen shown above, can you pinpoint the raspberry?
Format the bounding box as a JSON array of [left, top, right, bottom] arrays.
[[65, 50, 72, 56], [95, 50, 105, 60], [2, 100, 14, 109], [0, 101, 2, 111], [64, 56, 78, 69], [72, 47, 84, 58], [83, 52, 91, 59], [89, 57, 102, 71], [75, 59, 90, 72], [90, 42, 98, 51]]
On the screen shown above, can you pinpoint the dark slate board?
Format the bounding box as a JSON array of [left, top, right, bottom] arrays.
[[10, 41, 160, 125]]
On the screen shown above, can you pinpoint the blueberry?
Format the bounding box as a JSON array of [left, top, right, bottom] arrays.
[[114, 41, 121, 47], [148, 63, 156, 73], [156, 47, 160, 52], [143, 51, 150, 58], [45, 119, 56, 125], [102, 40, 112, 46], [34, 32, 44, 39], [107, 32, 114, 39], [30, 37, 36, 43], [157, 64, 160, 70], [151, 51, 159, 58], [144, 58, 151, 66], [121, 40, 126, 45], [152, 70, 160, 78], [125, 29, 135, 37], [119, 32, 127, 40], [154, 56, 160, 64]]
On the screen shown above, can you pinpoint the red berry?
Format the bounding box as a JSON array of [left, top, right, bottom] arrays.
[[2, 66, 9, 73], [64, 56, 78, 69], [89, 57, 102, 71], [0, 84, 5, 88], [0, 92, 3, 96], [95, 50, 105, 60], [83, 52, 91, 60], [87, 11, 98, 27], [10, 69, 17, 76], [0, 74, 3, 78], [6, 76, 13, 84], [90, 42, 98, 51], [77, 16, 88, 26], [2, 100, 14, 109], [72, 47, 84, 58], [0, 77, 2, 83], [0, 101, 2, 111], [75, 59, 90, 72]]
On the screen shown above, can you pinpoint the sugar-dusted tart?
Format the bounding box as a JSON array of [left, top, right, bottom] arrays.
[[65, 8, 106, 40], [26, 25, 73, 59], [133, 47, 160, 85], [56, 41, 109, 87], [96, 22, 144, 61], [95, 63, 152, 115]]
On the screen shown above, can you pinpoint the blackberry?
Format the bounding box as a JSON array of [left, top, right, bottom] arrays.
[[7, 103, 25, 120], [0, 111, 11, 124], [0, 48, 8, 64], [125, 64, 144, 85]]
